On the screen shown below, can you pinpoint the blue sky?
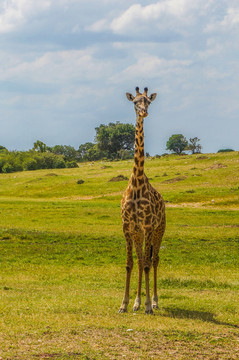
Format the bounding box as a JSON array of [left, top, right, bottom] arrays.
[[1, 0, 238, 154]]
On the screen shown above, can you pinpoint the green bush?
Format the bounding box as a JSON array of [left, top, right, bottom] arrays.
[[54, 158, 66, 169], [0, 157, 6, 172], [0, 150, 68, 173], [12, 161, 23, 172], [66, 161, 79, 168], [2, 162, 15, 173], [117, 149, 134, 160], [217, 149, 234, 153], [39, 153, 56, 169], [35, 153, 64, 169], [23, 159, 38, 171]]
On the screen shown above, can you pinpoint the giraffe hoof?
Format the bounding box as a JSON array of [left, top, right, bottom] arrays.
[[152, 304, 159, 309], [133, 306, 140, 312], [145, 309, 154, 315], [118, 308, 127, 313]]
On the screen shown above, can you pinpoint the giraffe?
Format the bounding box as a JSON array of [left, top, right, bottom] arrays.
[[119, 87, 166, 314]]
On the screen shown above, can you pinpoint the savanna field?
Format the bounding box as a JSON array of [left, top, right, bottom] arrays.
[[0, 152, 238, 359]]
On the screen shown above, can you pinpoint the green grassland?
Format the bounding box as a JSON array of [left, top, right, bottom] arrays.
[[0, 152, 238, 359]]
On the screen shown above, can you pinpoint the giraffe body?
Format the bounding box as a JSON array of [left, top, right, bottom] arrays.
[[119, 87, 166, 314]]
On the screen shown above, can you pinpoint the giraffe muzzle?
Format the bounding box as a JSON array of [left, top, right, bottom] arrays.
[[139, 111, 148, 118]]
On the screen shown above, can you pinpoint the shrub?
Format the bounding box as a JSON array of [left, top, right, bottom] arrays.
[[36, 153, 65, 169], [109, 175, 128, 182], [54, 158, 66, 169], [66, 161, 79, 168], [0, 157, 6, 172], [11, 161, 23, 172], [2, 162, 15, 173], [23, 159, 38, 171], [217, 149, 234, 153], [117, 149, 134, 160]]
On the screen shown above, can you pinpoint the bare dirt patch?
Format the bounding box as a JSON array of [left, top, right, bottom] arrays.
[[196, 156, 209, 160], [109, 175, 128, 182], [162, 176, 187, 184], [45, 173, 58, 177], [205, 163, 227, 170], [63, 191, 123, 201], [166, 202, 203, 208]]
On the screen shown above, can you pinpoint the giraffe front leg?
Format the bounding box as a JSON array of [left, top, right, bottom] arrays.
[[119, 265, 132, 313], [144, 232, 153, 314], [119, 233, 133, 313], [133, 233, 143, 312]]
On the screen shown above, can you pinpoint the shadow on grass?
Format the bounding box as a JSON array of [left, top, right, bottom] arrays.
[[163, 307, 239, 328]]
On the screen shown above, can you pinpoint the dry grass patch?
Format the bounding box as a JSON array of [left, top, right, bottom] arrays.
[[1, 327, 239, 360]]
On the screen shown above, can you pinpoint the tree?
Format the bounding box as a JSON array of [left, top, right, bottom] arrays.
[[188, 137, 202, 154], [95, 122, 135, 159], [78, 142, 94, 159], [0, 145, 7, 152], [166, 134, 188, 154], [78, 142, 102, 161], [117, 149, 134, 160], [33, 140, 47, 153], [87, 144, 104, 161], [49, 145, 77, 161]]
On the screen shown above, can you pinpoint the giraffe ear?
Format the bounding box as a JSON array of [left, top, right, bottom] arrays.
[[126, 93, 135, 101], [149, 93, 157, 102]]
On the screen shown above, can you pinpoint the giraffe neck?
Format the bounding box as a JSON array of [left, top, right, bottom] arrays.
[[132, 115, 145, 186]]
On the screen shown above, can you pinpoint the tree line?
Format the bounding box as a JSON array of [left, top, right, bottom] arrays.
[[2, 120, 229, 174], [0, 122, 135, 173]]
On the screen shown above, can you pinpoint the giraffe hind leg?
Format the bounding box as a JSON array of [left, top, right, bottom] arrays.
[[119, 231, 133, 313], [150, 243, 158, 309]]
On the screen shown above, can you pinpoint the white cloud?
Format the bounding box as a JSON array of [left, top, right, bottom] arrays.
[[86, 18, 109, 33], [110, 54, 192, 83], [0, 0, 239, 153], [220, 7, 239, 27], [1, 47, 113, 88], [0, 0, 50, 33], [110, 1, 188, 34], [205, 6, 239, 33], [204, 68, 231, 80], [88, 0, 212, 35]]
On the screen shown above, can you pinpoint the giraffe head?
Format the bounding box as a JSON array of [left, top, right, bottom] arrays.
[[126, 87, 157, 118]]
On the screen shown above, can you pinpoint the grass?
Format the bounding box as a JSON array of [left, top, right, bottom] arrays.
[[0, 152, 238, 359]]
